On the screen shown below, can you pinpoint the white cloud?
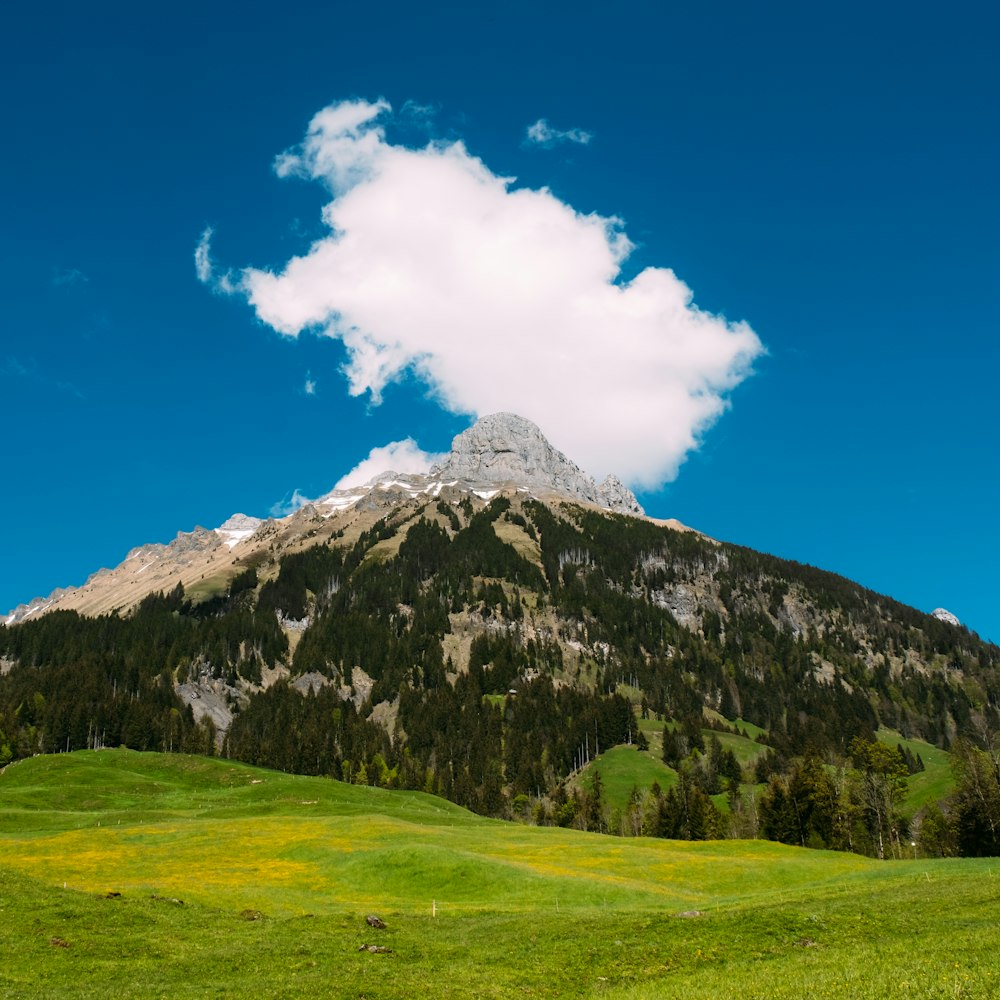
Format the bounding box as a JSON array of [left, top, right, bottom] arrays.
[[269, 489, 312, 517], [304, 373, 317, 395], [195, 227, 214, 283], [525, 118, 592, 147], [265, 439, 443, 516], [273, 97, 391, 192], [334, 438, 445, 490], [225, 99, 764, 489], [194, 227, 237, 293]]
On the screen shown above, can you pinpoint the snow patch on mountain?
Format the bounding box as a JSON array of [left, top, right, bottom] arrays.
[[315, 475, 463, 515], [6, 597, 57, 626], [215, 513, 263, 549], [932, 608, 961, 627]]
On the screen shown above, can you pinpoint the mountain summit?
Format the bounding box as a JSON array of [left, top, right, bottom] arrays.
[[431, 413, 644, 516]]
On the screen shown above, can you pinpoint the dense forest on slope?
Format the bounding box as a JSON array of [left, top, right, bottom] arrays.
[[1, 493, 997, 856]]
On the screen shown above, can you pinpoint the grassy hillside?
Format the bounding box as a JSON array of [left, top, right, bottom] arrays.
[[877, 726, 956, 815], [578, 719, 954, 826], [576, 744, 678, 811], [1, 750, 997, 999]]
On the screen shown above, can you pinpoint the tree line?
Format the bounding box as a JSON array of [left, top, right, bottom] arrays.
[[1, 494, 997, 858]]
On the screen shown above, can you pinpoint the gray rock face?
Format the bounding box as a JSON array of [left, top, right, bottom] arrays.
[[433, 413, 644, 516], [596, 474, 644, 516], [435, 413, 585, 489], [175, 673, 239, 736]]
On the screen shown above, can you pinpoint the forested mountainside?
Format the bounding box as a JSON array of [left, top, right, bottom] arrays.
[[2, 492, 997, 855]]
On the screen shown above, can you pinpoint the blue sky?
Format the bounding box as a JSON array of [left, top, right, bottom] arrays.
[[2, 1, 997, 642]]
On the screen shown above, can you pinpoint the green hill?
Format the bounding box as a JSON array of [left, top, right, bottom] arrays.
[[877, 726, 956, 815], [1, 750, 998, 999], [575, 744, 678, 812]]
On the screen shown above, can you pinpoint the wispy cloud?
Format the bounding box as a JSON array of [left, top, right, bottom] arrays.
[[524, 118, 592, 148], [194, 226, 236, 293], [2, 356, 85, 399], [51, 266, 89, 287], [399, 99, 437, 122], [2, 357, 29, 378], [212, 98, 763, 489], [269, 489, 312, 517], [304, 373, 317, 395], [195, 227, 214, 283]]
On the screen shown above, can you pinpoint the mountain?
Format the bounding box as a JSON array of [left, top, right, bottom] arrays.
[[1, 413, 997, 856], [4, 413, 645, 627]]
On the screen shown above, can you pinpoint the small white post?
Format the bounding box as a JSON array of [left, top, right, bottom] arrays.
[[432, 899, 437, 918]]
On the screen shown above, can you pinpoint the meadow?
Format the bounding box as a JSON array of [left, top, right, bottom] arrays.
[[1, 750, 995, 998]]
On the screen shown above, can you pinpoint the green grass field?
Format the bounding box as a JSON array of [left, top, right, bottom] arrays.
[[1, 750, 997, 998], [711, 729, 769, 767]]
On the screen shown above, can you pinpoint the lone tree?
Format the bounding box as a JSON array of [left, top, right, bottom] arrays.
[[849, 737, 907, 860]]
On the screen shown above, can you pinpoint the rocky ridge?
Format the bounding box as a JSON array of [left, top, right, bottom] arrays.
[[4, 413, 643, 625]]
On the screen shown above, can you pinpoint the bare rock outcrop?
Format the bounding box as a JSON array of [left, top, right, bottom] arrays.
[[433, 413, 644, 516], [932, 608, 961, 627]]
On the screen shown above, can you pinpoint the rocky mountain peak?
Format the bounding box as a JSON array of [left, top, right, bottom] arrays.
[[932, 608, 961, 627], [216, 513, 263, 549], [596, 474, 644, 517], [434, 412, 579, 484], [433, 412, 644, 516]]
